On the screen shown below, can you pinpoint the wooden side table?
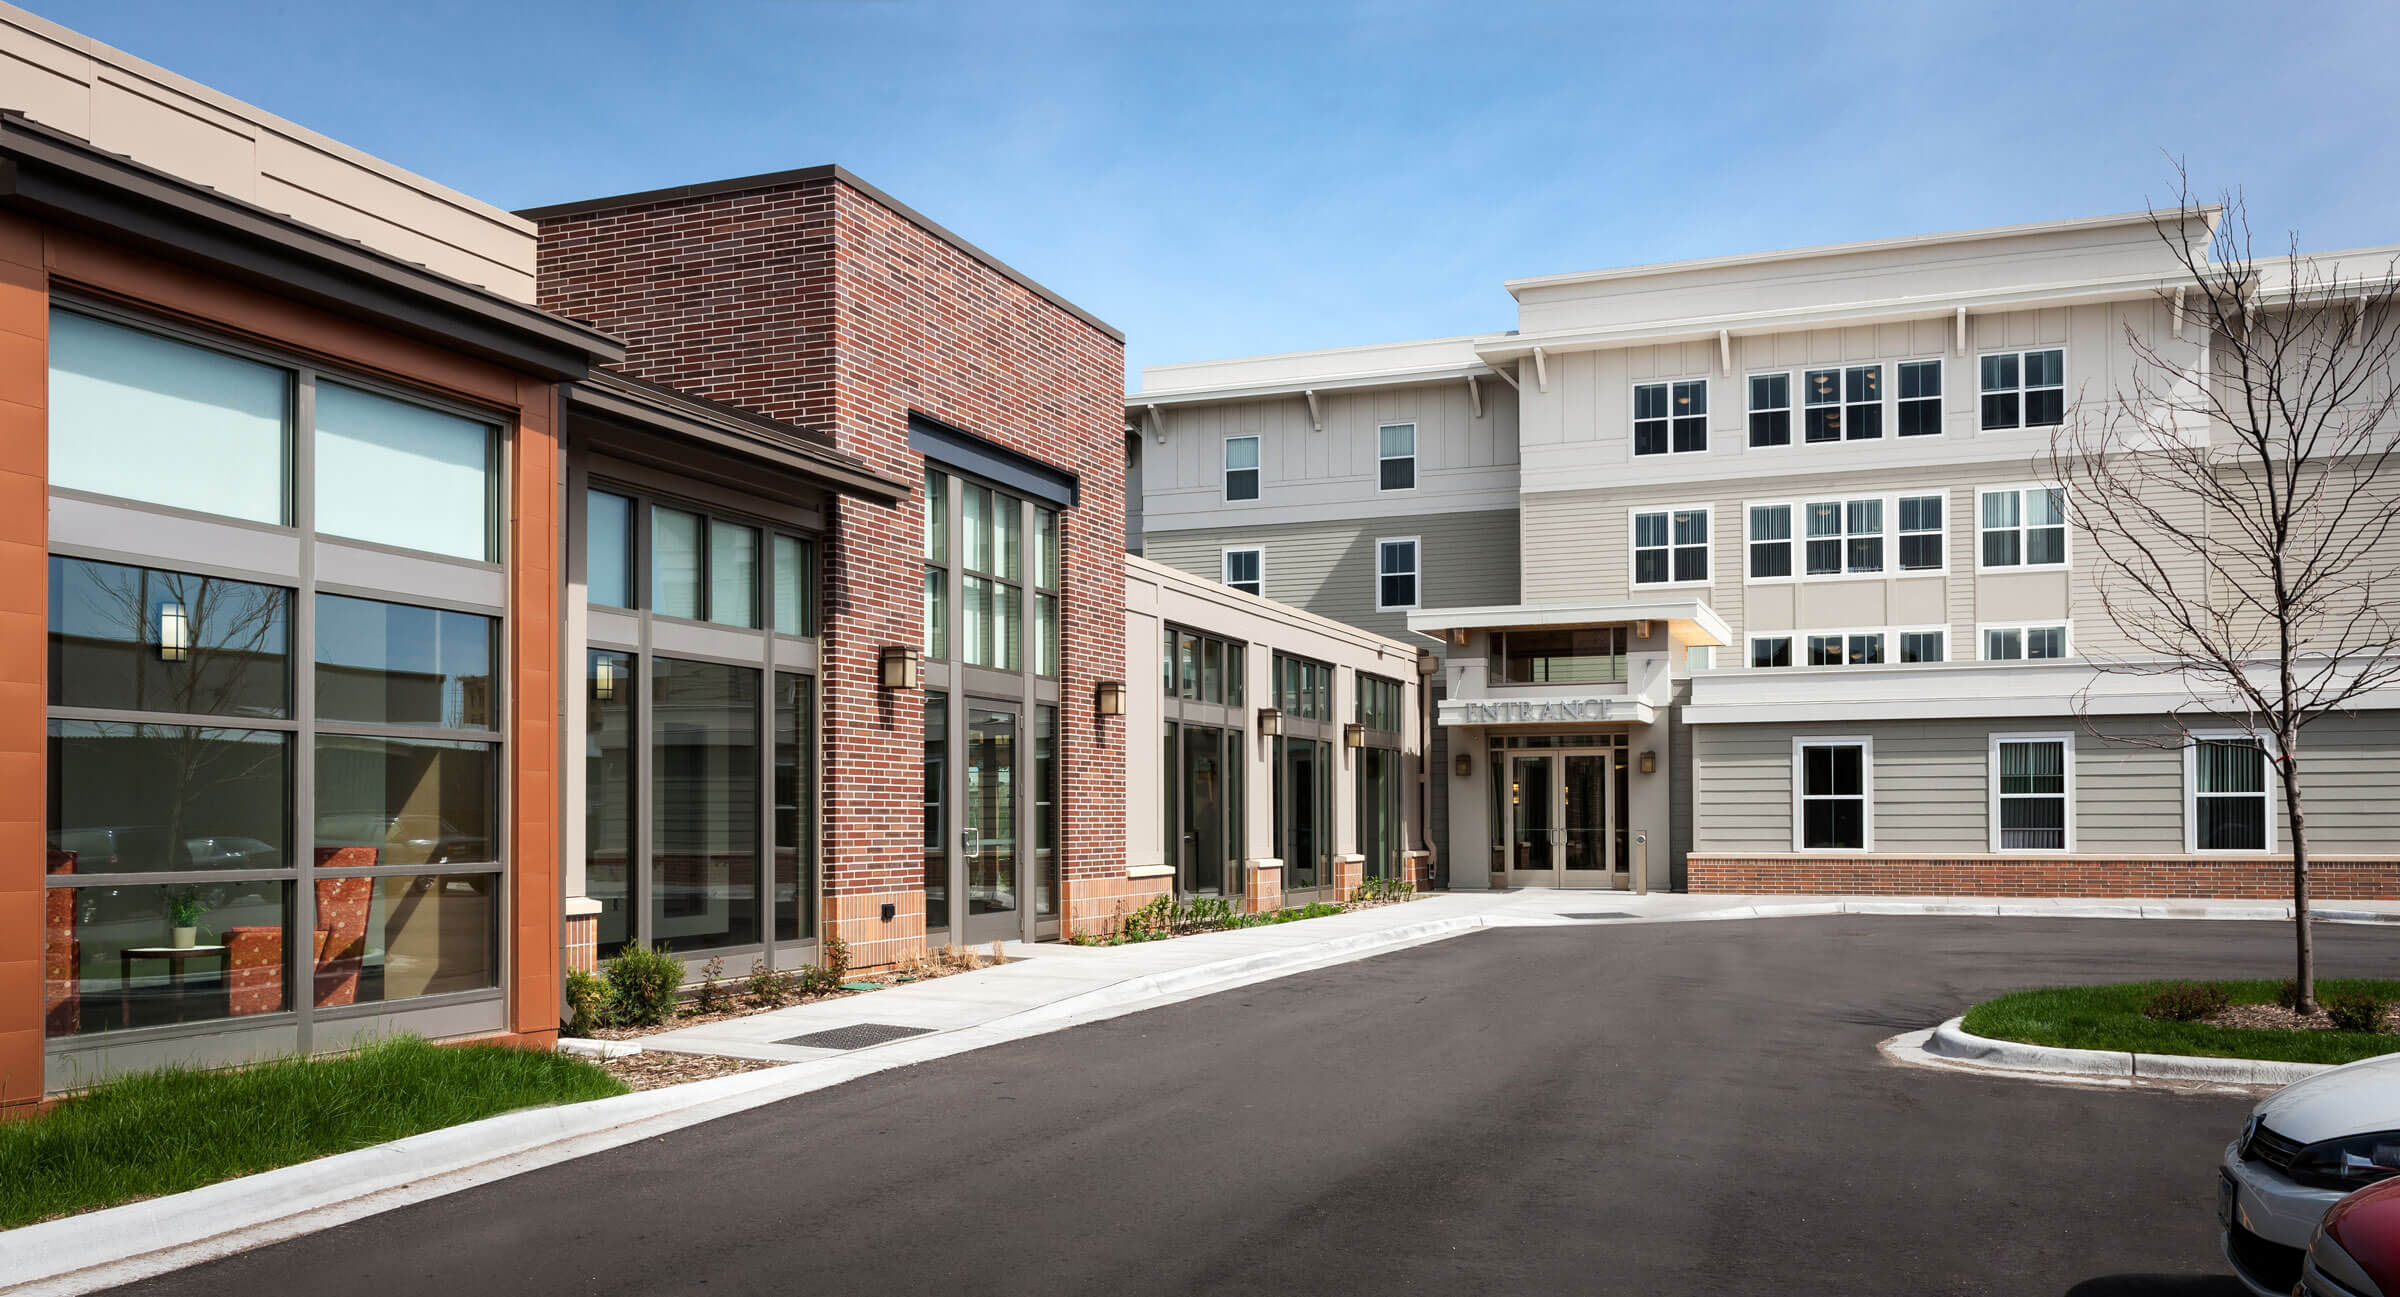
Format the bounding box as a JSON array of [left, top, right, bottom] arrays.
[[119, 945, 232, 1029]]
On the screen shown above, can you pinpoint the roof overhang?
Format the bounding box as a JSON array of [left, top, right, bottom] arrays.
[[1407, 599, 1731, 649], [0, 112, 624, 381], [1682, 657, 2400, 726], [568, 372, 909, 505], [1127, 358, 1501, 411]]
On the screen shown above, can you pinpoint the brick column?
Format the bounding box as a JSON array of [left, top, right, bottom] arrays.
[[1243, 861, 1284, 915], [0, 213, 44, 1108]]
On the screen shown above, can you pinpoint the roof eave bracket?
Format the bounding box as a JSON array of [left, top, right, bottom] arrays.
[[1303, 388, 1323, 432], [1531, 346, 1549, 394]]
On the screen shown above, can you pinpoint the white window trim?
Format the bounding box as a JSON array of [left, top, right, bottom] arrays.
[[1976, 348, 2067, 432], [1746, 370, 1795, 449], [1988, 731, 2077, 853], [1974, 484, 2072, 572], [1221, 545, 1264, 597], [1628, 503, 1714, 590], [1376, 422, 1417, 494], [1895, 357, 1945, 437], [1975, 620, 2074, 661], [1801, 627, 1890, 667], [1742, 499, 1797, 585], [1743, 490, 1949, 583], [1892, 625, 1950, 664], [1801, 494, 1890, 579], [1746, 632, 1795, 669], [1893, 488, 1951, 577], [2183, 730, 2279, 854], [1222, 434, 1262, 504], [1632, 378, 1711, 457], [1800, 364, 1887, 444], [1792, 735, 1874, 852], [1374, 536, 1421, 611]]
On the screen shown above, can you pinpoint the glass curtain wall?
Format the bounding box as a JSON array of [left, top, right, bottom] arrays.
[[1162, 626, 1245, 899], [43, 305, 505, 1053], [1272, 653, 1335, 893], [1355, 674, 1404, 881]]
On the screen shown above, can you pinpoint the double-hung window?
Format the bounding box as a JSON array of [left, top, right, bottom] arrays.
[[1980, 349, 2066, 430], [1795, 739, 1870, 850], [1981, 624, 2069, 661], [1224, 436, 1260, 502], [1378, 423, 1417, 491], [1632, 507, 1710, 585], [1897, 360, 1943, 436], [1634, 380, 1707, 455], [1376, 538, 1420, 610], [1748, 374, 1792, 448], [1992, 735, 2071, 850], [1804, 499, 1883, 575], [1804, 366, 1881, 442], [2189, 735, 2272, 852], [1222, 546, 1263, 597], [1979, 487, 2068, 568], [1897, 494, 1944, 571], [1750, 635, 1793, 668], [1748, 504, 1794, 580]]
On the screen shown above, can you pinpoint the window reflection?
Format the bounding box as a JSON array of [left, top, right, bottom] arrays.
[[651, 658, 760, 951], [49, 557, 289, 718], [48, 722, 290, 872], [316, 594, 495, 730]]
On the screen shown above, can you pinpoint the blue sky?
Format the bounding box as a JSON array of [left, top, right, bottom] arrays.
[[32, 0, 2400, 387]]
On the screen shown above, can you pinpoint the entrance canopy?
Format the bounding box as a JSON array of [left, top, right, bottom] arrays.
[[1406, 597, 1731, 649]]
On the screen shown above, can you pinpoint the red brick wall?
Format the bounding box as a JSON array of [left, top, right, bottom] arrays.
[[1687, 855, 2400, 899], [534, 175, 1126, 967]]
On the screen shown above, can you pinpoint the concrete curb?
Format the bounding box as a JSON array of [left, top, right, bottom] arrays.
[[0, 912, 1489, 1297], [1921, 1015, 2332, 1085], [1643, 901, 2400, 926]]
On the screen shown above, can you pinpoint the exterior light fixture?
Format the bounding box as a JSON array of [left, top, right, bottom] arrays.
[[157, 602, 189, 662], [1454, 752, 1472, 778], [592, 656, 618, 702], [1639, 749, 1657, 775], [1257, 707, 1284, 737], [1343, 722, 1367, 749], [1447, 628, 1470, 648], [879, 646, 920, 691], [1095, 680, 1126, 716], [1634, 620, 1655, 640]]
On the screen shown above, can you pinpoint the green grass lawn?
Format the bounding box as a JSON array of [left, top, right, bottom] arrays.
[[1960, 979, 2400, 1065], [0, 1036, 627, 1229]]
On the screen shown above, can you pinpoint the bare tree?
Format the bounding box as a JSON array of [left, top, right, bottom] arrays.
[[2050, 169, 2400, 1012]]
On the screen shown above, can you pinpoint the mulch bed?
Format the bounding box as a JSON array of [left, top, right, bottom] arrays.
[[580, 947, 1010, 1042], [597, 1051, 784, 1092], [2210, 1002, 2400, 1033]]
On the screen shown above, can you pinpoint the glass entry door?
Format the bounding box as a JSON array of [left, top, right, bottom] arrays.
[[962, 704, 1019, 943], [1507, 751, 1622, 889], [1177, 726, 1227, 895]]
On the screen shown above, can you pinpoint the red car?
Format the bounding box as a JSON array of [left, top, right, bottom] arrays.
[[2303, 1176, 2400, 1296]]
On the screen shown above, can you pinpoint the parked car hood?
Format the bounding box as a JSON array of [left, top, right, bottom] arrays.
[[2257, 1052, 2400, 1144]]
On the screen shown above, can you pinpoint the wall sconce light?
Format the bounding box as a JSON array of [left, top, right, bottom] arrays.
[[879, 646, 920, 691], [156, 602, 189, 662], [592, 656, 619, 702], [1447, 628, 1470, 648], [1634, 620, 1655, 640], [1343, 722, 1367, 749], [1639, 749, 1657, 775], [1257, 707, 1284, 737], [1454, 752, 1472, 778], [1095, 680, 1126, 716]]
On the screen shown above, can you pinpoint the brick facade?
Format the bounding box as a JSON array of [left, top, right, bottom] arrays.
[[1686, 854, 2400, 899], [534, 172, 1126, 968]]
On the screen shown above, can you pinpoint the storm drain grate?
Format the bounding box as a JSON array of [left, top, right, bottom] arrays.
[[1562, 912, 1637, 921], [777, 1023, 937, 1050]]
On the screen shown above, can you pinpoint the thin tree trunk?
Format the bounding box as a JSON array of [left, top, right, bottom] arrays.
[[2281, 733, 2316, 1014]]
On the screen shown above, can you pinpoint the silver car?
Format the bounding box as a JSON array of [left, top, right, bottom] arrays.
[[2221, 1052, 2400, 1295]]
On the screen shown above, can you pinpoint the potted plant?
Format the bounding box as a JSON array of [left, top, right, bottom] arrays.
[[166, 888, 207, 948]]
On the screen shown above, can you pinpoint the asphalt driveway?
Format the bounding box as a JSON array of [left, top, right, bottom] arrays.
[[104, 917, 2400, 1296]]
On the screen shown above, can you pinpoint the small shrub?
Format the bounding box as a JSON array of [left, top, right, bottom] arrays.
[[603, 943, 683, 1027], [746, 959, 789, 1009], [693, 956, 728, 1014], [822, 935, 852, 983], [794, 964, 842, 996], [1351, 876, 1416, 904], [2276, 979, 2312, 1013], [563, 969, 611, 1036], [2140, 981, 2230, 1022], [2327, 991, 2391, 1034]]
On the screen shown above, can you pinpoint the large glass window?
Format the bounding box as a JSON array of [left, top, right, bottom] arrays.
[[1489, 627, 1626, 684], [650, 505, 759, 627], [43, 880, 293, 1035], [774, 534, 816, 637], [961, 484, 1023, 670], [588, 490, 634, 609], [653, 507, 704, 620], [48, 309, 290, 526], [923, 692, 948, 931], [774, 673, 816, 942], [49, 722, 291, 872], [314, 736, 495, 866], [314, 382, 494, 562], [315, 595, 496, 730], [651, 658, 761, 951], [49, 557, 289, 718], [924, 469, 949, 657], [1035, 705, 1058, 918], [708, 522, 759, 629], [1034, 507, 1060, 678], [587, 649, 634, 960]]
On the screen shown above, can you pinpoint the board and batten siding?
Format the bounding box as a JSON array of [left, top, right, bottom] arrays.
[[1140, 382, 1520, 533], [1692, 712, 2400, 856], [1142, 508, 1519, 646]]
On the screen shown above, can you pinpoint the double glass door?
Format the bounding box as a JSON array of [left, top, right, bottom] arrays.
[[1507, 752, 1621, 889]]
